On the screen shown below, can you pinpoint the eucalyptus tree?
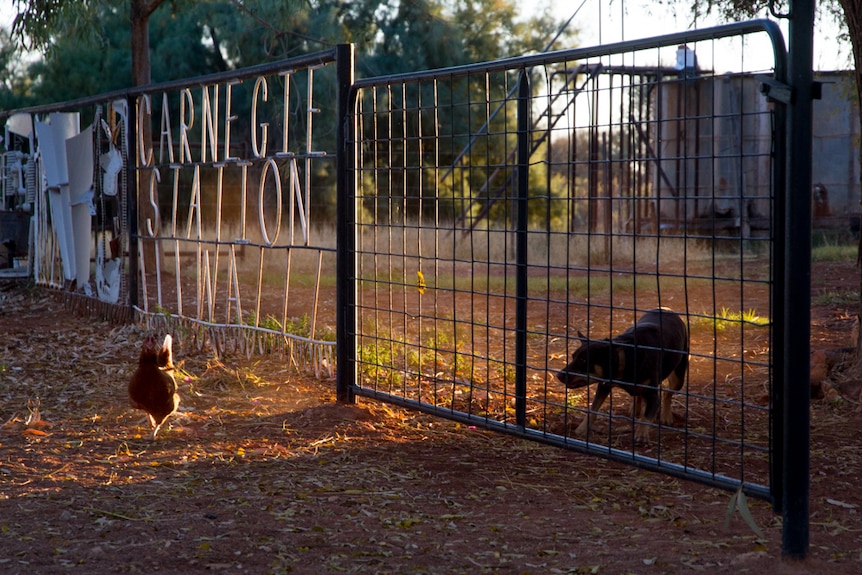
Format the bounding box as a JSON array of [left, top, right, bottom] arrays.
[[12, 0, 167, 87], [0, 29, 30, 110], [8, 0, 575, 226]]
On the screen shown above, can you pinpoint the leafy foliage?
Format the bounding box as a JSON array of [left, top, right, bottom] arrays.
[[6, 0, 576, 229], [9, 0, 573, 98], [0, 29, 32, 110]]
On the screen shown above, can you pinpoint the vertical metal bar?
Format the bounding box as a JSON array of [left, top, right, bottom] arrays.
[[335, 43, 356, 404], [589, 78, 599, 232], [127, 95, 139, 315], [306, 66, 317, 236], [782, 0, 813, 560], [515, 69, 530, 428], [770, 43, 790, 517]]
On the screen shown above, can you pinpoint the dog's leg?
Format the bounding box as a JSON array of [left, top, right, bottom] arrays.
[[661, 359, 688, 426], [575, 382, 612, 437], [636, 389, 661, 444], [631, 395, 643, 421], [660, 373, 680, 426]]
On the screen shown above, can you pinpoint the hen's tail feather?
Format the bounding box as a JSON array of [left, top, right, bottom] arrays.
[[158, 334, 174, 368]]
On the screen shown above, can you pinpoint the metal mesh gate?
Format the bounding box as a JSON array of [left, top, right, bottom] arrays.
[[0, 49, 346, 375], [341, 21, 789, 498]]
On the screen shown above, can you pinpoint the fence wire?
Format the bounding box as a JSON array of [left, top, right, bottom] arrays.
[[129, 55, 340, 376], [1, 51, 342, 377], [345, 22, 787, 497]]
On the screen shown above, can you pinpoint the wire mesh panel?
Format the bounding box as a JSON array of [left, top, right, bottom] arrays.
[[130, 51, 344, 374], [345, 22, 787, 497], [1, 49, 350, 377]]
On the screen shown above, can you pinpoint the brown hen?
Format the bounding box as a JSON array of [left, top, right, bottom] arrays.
[[128, 334, 179, 440]]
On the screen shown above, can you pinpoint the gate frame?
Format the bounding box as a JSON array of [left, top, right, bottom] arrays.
[[336, 19, 811, 558], [0, 12, 811, 559]]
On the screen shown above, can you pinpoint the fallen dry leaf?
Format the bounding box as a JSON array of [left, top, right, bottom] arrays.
[[0, 274, 859, 574]]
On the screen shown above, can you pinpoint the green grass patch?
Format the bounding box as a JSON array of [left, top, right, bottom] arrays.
[[259, 271, 338, 289], [246, 312, 335, 341], [811, 242, 856, 262], [814, 290, 859, 307], [691, 307, 770, 332]]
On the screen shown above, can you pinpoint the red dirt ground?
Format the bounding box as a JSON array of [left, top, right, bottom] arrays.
[[0, 259, 860, 574]]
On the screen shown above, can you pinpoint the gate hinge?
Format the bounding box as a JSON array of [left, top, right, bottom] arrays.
[[756, 75, 793, 104], [756, 76, 822, 104]]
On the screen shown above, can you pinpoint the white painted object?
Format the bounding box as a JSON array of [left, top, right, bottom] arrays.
[[34, 113, 80, 283], [100, 147, 122, 197], [66, 124, 95, 288], [95, 240, 121, 303]]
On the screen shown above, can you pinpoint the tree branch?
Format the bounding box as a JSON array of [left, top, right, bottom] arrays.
[[137, 0, 166, 20], [228, 0, 334, 49]]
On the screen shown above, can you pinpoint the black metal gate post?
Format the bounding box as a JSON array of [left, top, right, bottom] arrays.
[[336, 43, 357, 404], [782, 0, 814, 560], [515, 70, 531, 427]]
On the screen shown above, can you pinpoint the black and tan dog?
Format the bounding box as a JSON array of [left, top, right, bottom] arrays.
[[556, 308, 689, 443]]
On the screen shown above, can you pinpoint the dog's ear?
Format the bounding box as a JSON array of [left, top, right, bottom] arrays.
[[576, 330, 588, 342]]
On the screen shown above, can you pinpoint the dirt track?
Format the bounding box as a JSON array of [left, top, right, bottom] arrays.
[[0, 268, 860, 574]]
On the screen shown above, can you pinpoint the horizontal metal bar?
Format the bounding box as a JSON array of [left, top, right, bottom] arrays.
[[351, 386, 772, 501], [0, 47, 339, 119], [134, 306, 337, 347], [351, 19, 786, 89]]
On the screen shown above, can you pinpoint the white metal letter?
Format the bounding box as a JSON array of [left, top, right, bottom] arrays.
[[251, 77, 269, 158], [179, 89, 194, 164], [224, 80, 239, 161], [258, 157, 282, 246], [201, 85, 219, 163], [145, 167, 162, 237], [186, 165, 202, 239], [137, 95, 153, 166], [159, 93, 174, 163]]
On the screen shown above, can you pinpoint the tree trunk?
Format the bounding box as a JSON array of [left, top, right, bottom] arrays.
[[130, 0, 163, 87], [129, 0, 164, 287]]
